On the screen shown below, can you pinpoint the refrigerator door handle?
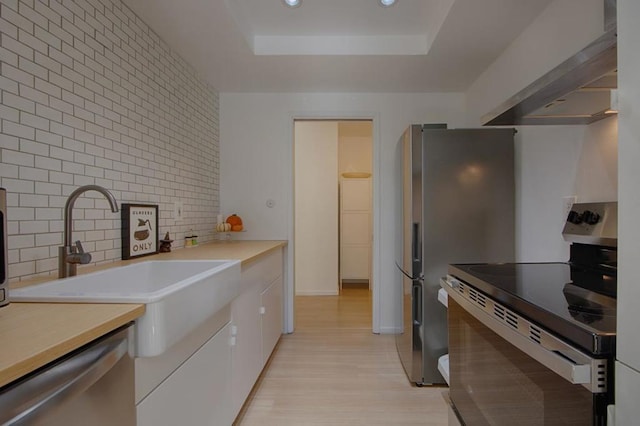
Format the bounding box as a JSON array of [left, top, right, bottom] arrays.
[[412, 222, 420, 263], [396, 261, 415, 281], [413, 282, 422, 326]]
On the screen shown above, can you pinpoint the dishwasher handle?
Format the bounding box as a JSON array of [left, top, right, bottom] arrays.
[[0, 325, 130, 426]]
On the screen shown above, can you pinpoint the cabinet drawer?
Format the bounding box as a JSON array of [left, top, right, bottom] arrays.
[[340, 246, 370, 280], [243, 248, 283, 291], [261, 248, 283, 289]]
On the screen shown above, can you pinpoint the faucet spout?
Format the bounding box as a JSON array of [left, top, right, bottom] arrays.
[[59, 185, 119, 278]]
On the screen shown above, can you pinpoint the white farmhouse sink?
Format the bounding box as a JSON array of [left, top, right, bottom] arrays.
[[11, 260, 242, 357]]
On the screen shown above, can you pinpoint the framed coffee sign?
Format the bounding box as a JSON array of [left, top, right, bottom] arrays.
[[121, 204, 159, 260]]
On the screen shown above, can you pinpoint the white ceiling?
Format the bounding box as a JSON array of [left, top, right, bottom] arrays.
[[121, 0, 553, 93]]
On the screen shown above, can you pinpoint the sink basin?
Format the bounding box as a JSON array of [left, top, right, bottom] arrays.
[[11, 260, 242, 357]]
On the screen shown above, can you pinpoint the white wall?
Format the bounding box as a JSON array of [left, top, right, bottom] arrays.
[[338, 121, 372, 175], [0, 0, 219, 281], [294, 121, 339, 296], [514, 118, 617, 262], [220, 92, 466, 333], [338, 137, 371, 175]]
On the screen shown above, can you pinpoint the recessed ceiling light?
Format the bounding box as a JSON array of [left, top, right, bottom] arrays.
[[283, 0, 301, 8], [379, 0, 396, 7]]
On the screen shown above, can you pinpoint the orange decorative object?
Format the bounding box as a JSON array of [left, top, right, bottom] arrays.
[[226, 214, 243, 226], [231, 224, 243, 232]]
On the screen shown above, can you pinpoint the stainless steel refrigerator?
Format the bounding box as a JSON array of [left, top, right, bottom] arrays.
[[395, 125, 515, 385]]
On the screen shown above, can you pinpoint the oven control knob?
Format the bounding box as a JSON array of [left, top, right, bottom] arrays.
[[567, 210, 583, 225], [583, 210, 600, 225]]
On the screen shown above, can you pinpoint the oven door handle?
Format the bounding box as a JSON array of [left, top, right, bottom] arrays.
[[550, 351, 592, 384], [443, 282, 607, 393]]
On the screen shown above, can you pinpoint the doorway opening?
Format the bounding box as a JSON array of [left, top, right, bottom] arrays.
[[293, 119, 374, 325]]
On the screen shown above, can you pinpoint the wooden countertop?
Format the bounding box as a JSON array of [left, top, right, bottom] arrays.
[[2, 240, 286, 389], [139, 240, 287, 268], [0, 303, 144, 388]]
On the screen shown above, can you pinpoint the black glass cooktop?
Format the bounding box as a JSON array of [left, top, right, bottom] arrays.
[[448, 262, 616, 355]]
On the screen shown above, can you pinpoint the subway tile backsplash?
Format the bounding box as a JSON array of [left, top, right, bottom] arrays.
[[1, 0, 220, 281]]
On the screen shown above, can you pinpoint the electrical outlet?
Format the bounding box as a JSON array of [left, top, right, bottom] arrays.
[[562, 196, 577, 219], [173, 201, 184, 221]]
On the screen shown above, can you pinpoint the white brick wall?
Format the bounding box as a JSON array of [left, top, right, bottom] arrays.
[[1, 0, 220, 281]]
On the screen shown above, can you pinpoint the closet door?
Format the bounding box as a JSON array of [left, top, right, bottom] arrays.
[[340, 177, 371, 286], [294, 121, 339, 295]]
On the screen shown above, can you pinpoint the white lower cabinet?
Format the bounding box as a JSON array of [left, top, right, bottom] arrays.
[[135, 247, 285, 426], [615, 361, 640, 426], [137, 322, 233, 426], [230, 248, 284, 420]]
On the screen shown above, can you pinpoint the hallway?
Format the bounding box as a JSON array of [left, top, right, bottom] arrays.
[[234, 287, 448, 425]]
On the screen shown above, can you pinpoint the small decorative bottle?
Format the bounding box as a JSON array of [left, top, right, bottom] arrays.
[[185, 229, 198, 247]]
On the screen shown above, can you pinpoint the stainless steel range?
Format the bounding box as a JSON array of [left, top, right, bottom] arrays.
[[443, 202, 617, 426]]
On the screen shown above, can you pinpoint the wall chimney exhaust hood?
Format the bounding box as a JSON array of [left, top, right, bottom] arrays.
[[482, 1, 617, 126]]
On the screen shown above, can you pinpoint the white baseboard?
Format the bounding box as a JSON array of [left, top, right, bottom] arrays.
[[295, 291, 339, 296], [378, 326, 402, 334]]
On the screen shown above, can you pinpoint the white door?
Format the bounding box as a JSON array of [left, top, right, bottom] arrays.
[[294, 121, 339, 295]]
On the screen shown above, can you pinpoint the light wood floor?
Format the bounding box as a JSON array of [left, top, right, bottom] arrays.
[[234, 286, 449, 425]]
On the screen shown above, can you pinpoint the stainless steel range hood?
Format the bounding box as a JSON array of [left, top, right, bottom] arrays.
[[482, 1, 617, 126]]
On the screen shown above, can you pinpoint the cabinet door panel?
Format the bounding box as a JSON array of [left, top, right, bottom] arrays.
[[341, 212, 370, 245], [137, 323, 232, 426], [261, 276, 283, 366], [616, 362, 640, 426], [340, 246, 370, 279], [341, 179, 371, 211], [231, 286, 262, 416]]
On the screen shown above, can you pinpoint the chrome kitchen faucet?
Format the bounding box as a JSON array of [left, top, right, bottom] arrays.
[[59, 185, 119, 278]]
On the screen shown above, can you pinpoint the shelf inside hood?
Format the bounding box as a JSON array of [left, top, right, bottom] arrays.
[[527, 71, 616, 120], [482, 29, 617, 126]]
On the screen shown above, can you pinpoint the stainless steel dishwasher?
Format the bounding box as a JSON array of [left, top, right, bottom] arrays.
[[0, 324, 135, 426]]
